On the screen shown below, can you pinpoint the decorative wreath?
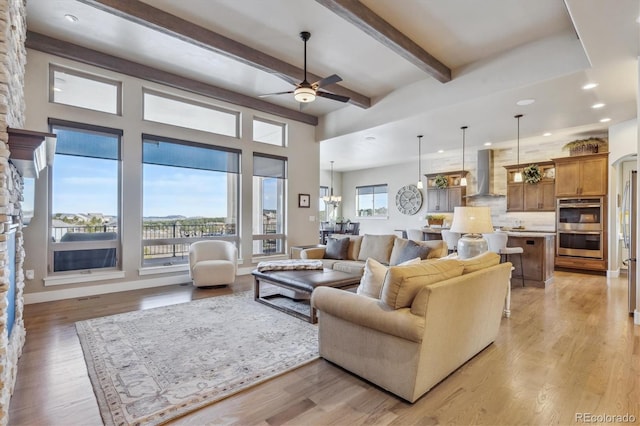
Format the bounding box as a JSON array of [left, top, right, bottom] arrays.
[[434, 175, 448, 189], [523, 164, 542, 184]]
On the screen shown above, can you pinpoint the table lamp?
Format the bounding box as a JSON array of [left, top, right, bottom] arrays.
[[449, 206, 494, 259]]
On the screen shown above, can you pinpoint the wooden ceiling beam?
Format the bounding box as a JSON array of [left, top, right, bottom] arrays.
[[76, 0, 371, 109], [26, 32, 319, 126], [315, 0, 451, 83]]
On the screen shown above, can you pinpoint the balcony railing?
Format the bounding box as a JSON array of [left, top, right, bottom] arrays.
[[52, 221, 282, 266]]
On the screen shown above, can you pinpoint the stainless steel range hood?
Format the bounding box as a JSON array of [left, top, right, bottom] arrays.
[[465, 149, 504, 198]]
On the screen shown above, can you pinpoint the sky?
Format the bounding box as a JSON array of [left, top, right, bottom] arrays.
[[51, 156, 278, 218]]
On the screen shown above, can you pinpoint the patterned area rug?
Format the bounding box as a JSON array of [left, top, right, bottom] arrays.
[[75, 291, 318, 426]]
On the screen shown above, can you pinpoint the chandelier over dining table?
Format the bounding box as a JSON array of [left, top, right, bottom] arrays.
[[323, 160, 342, 207]]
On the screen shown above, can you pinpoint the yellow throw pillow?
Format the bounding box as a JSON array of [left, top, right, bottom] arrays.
[[356, 257, 388, 299], [380, 259, 464, 309]]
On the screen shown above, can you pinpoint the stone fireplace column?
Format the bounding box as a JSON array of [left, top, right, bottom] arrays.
[[0, 0, 28, 425]]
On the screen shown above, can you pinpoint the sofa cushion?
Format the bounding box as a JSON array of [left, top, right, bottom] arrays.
[[356, 258, 388, 298], [333, 260, 367, 276], [380, 259, 464, 309], [389, 238, 431, 265], [459, 251, 500, 274], [325, 237, 350, 260], [357, 234, 396, 264]]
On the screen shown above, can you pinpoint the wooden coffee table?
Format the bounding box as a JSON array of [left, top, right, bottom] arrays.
[[252, 268, 361, 323]]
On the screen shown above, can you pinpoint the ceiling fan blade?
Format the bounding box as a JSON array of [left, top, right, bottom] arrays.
[[258, 91, 294, 98], [317, 91, 350, 103], [313, 74, 342, 89]]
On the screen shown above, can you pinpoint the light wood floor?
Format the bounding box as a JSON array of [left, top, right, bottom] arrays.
[[8, 271, 640, 425]]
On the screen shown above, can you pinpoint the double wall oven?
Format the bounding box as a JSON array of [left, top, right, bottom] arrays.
[[556, 197, 604, 259]]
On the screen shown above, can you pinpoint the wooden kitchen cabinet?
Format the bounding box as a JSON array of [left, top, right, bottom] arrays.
[[425, 171, 467, 212], [524, 180, 555, 211], [427, 188, 448, 212], [504, 161, 555, 212], [553, 152, 608, 197]]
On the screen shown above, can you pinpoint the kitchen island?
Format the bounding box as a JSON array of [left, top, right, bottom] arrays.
[[505, 231, 555, 288]]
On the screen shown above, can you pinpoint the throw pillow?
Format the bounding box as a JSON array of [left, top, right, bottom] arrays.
[[389, 238, 431, 265], [357, 234, 396, 264], [398, 257, 421, 266], [324, 237, 350, 260], [356, 257, 388, 298], [380, 259, 464, 309]]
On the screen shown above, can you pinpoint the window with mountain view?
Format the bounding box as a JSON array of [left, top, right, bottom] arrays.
[[142, 135, 240, 267], [49, 120, 122, 273], [253, 153, 287, 256]]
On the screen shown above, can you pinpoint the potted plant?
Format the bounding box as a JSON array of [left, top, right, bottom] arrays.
[[426, 214, 446, 227], [562, 137, 607, 156]]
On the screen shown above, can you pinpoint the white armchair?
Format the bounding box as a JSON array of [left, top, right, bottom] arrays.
[[188, 241, 238, 287]]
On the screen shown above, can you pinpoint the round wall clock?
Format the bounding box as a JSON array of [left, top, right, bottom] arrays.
[[395, 184, 423, 215]]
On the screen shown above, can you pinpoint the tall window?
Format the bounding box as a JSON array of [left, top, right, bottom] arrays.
[[319, 186, 329, 222], [142, 135, 240, 266], [253, 153, 287, 256], [143, 90, 239, 137], [356, 184, 388, 217], [253, 117, 286, 146], [49, 120, 122, 273], [50, 65, 121, 115]]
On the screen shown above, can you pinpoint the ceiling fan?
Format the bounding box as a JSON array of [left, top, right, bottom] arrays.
[[260, 31, 350, 104]]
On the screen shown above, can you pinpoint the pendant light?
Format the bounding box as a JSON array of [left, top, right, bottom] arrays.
[[460, 126, 468, 187], [322, 161, 341, 207], [417, 135, 424, 189], [513, 114, 523, 183]]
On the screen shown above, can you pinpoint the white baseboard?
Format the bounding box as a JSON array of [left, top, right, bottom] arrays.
[[635, 309, 640, 325], [607, 268, 620, 278], [25, 268, 253, 305]]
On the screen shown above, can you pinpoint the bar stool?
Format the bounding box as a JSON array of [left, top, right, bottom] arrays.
[[440, 230, 461, 254], [482, 232, 525, 286]]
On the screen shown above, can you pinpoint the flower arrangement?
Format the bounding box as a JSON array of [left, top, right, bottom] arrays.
[[523, 164, 542, 184], [562, 137, 607, 156], [434, 175, 448, 189]]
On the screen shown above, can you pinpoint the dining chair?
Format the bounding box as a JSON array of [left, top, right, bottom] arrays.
[[406, 228, 424, 241], [440, 230, 461, 254], [482, 232, 525, 286]]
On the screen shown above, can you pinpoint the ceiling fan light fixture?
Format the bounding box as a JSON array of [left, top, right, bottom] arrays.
[[294, 86, 316, 103]]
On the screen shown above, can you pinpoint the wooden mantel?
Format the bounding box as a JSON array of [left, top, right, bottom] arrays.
[[7, 127, 56, 178]]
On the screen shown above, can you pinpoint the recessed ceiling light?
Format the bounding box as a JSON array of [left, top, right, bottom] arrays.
[[437, 149, 444, 153], [592, 103, 605, 109], [582, 83, 598, 90], [600, 117, 611, 122], [364, 136, 376, 141], [543, 132, 552, 136], [64, 14, 79, 22], [516, 99, 535, 106], [483, 142, 492, 146]]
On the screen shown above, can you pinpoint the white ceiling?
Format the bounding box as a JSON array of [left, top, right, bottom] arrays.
[[25, 0, 640, 171]]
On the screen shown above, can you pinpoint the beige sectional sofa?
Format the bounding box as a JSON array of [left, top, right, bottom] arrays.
[[300, 234, 448, 275], [311, 251, 511, 403]]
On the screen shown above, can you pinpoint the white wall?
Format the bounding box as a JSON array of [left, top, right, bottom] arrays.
[[22, 49, 319, 302]]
